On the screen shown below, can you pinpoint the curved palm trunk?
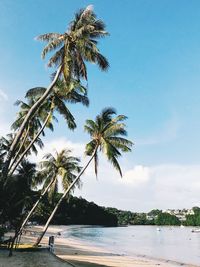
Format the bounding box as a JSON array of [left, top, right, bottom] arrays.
[[18, 175, 57, 237], [9, 125, 30, 171], [3, 66, 62, 177], [8, 112, 52, 176], [34, 147, 98, 246], [8, 175, 57, 254]]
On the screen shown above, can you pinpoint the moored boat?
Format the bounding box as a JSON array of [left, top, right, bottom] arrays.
[[191, 228, 200, 233]]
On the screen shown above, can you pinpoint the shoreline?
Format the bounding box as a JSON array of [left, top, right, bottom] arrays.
[[2, 225, 199, 267], [27, 225, 199, 267]]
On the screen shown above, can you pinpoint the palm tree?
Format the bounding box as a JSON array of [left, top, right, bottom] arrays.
[[9, 98, 48, 171], [35, 107, 133, 246], [8, 79, 89, 175], [39, 149, 82, 202], [0, 134, 15, 160], [4, 6, 109, 176], [18, 149, 81, 239]]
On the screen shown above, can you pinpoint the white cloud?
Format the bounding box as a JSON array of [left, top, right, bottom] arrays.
[[30, 137, 85, 163], [28, 137, 200, 213], [121, 165, 150, 186], [75, 163, 200, 212]]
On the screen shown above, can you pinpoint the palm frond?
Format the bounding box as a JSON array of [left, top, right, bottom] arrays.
[[54, 96, 76, 130], [95, 53, 109, 71], [48, 47, 64, 67], [25, 87, 46, 99], [108, 155, 122, 177], [36, 33, 63, 42], [85, 140, 97, 156], [106, 137, 133, 152], [41, 37, 65, 59]]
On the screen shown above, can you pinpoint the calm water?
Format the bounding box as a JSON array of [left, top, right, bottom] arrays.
[[61, 225, 200, 266]]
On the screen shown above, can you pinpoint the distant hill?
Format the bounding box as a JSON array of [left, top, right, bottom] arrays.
[[31, 194, 200, 226], [31, 194, 118, 226]]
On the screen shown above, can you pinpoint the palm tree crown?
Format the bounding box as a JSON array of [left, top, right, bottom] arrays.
[[38, 149, 81, 201], [36, 6, 109, 83], [84, 107, 133, 176], [25, 78, 89, 131]]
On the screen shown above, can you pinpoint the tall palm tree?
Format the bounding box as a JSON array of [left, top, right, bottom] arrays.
[[4, 6, 109, 176], [35, 107, 133, 246], [18, 149, 81, 238], [8, 79, 89, 175]]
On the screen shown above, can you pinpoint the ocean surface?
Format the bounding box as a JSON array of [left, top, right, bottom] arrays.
[[60, 225, 200, 266]]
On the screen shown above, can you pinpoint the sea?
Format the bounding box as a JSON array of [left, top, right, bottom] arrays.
[[59, 225, 200, 266]]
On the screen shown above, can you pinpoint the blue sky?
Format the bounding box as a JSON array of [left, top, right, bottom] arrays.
[[1, 1, 200, 211]]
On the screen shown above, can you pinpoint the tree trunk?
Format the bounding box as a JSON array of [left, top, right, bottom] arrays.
[[9, 125, 30, 171], [17, 175, 57, 238], [8, 230, 18, 257], [8, 112, 52, 176], [34, 147, 98, 246], [3, 66, 61, 177]]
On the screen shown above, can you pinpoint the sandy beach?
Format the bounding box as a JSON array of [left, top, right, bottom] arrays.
[[1, 225, 198, 267]]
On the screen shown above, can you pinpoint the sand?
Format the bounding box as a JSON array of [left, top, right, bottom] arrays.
[[0, 249, 73, 267], [0, 226, 198, 267]]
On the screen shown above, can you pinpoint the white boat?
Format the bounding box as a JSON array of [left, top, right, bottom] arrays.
[[156, 227, 161, 231], [180, 225, 185, 228], [191, 228, 200, 233]]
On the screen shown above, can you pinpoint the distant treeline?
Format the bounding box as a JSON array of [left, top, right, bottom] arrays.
[[105, 207, 200, 226], [31, 195, 200, 227]]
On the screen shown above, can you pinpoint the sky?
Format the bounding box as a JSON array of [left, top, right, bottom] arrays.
[[1, 0, 200, 212]]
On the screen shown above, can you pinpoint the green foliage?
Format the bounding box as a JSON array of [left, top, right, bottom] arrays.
[[148, 209, 162, 216], [105, 208, 136, 225], [0, 160, 38, 230], [155, 213, 181, 226], [185, 208, 200, 226], [192, 207, 200, 214], [105, 208, 154, 225], [32, 195, 118, 226], [132, 213, 149, 225]]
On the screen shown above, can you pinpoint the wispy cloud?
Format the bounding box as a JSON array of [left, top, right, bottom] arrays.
[[0, 89, 8, 101], [136, 115, 181, 146]]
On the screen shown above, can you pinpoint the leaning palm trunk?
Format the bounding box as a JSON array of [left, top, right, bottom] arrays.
[[8, 125, 30, 172], [8, 112, 52, 176], [34, 147, 98, 246], [4, 66, 62, 177], [17, 174, 57, 238]]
